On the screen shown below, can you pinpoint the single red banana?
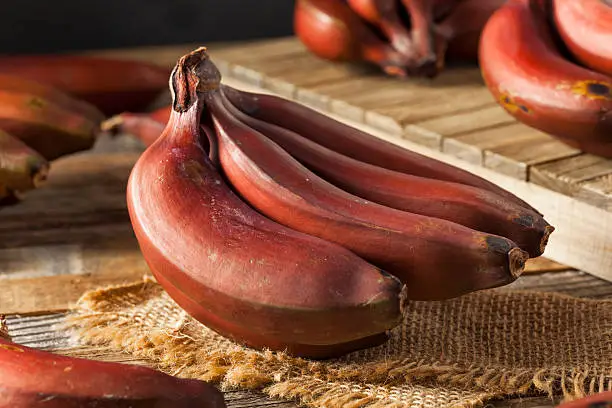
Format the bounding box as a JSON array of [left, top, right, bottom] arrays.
[[221, 84, 541, 214], [127, 47, 404, 358], [0, 73, 105, 123], [0, 55, 171, 115], [220, 92, 552, 258], [479, 0, 612, 158], [0, 90, 99, 160], [0, 336, 226, 407], [206, 81, 528, 301], [0, 129, 49, 198], [294, 0, 412, 77], [554, 391, 612, 408], [552, 0, 612, 77]]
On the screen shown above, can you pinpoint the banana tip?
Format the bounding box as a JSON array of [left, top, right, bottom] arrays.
[[509, 247, 529, 279], [32, 164, 50, 188], [539, 225, 555, 254], [100, 115, 125, 134]]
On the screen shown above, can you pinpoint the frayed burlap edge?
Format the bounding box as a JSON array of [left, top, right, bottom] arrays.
[[63, 278, 612, 408]]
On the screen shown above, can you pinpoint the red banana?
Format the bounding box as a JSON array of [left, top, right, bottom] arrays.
[[221, 85, 541, 214], [480, 0, 612, 157], [0, 90, 99, 160], [127, 47, 404, 358], [0, 130, 49, 200], [555, 392, 612, 408], [207, 82, 528, 301], [219, 92, 552, 258], [0, 335, 226, 407], [0, 55, 171, 115], [552, 0, 612, 77], [102, 112, 166, 147], [294, 0, 412, 77], [0, 73, 105, 123]]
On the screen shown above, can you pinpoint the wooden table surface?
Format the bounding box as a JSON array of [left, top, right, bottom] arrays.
[[0, 43, 611, 408]]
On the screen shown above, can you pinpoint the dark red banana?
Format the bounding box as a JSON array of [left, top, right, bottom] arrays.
[[221, 84, 541, 214], [219, 91, 552, 258], [207, 83, 528, 301], [0, 335, 226, 407]]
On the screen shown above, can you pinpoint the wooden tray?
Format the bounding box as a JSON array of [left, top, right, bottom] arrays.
[[195, 37, 612, 282]]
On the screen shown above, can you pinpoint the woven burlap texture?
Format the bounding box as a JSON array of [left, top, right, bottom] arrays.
[[66, 277, 612, 408]]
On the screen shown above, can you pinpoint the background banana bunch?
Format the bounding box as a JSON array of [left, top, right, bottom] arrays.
[[0, 55, 170, 204], [295, 0, 612, 158]]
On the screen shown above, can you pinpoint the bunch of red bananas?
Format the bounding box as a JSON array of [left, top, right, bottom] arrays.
[[295, 0, 612, 158], [0, 316, 226, 407], [480, 0, 612, 158], [103, 47, 554, 359], [293, 0, 507, 78], [0, 54, 171, 205]]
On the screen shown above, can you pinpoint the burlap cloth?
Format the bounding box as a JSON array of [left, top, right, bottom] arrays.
[[65, 276, 612, 408]]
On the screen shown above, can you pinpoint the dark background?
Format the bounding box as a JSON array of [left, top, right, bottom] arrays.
[[2, 1, 296, 54]]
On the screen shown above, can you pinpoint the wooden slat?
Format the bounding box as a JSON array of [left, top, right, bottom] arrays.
[[262, 61, 357, 99], [484, 137, 580, 180], [524, 257, 574, 274], [441, 123, 580, 180], [295, 71, 384, 110], [404, 106, 517, 150], [579, 175, 612, 211], [224, 40, 310, 87], [329, 68, 487, 124], [366, 89, 496, 135], [530, 155, 612, 210], [0, 260, 147, 315]]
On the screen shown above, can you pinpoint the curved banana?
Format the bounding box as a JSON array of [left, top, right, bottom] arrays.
[[0, 336, 226, 407], [127, 48, 404, 358], [206, 81, 527, 301], [0, 55, 171, 115], [552, 0, 612, 77], [220, 91, 552, 258], [0, 73, 104, 123], [0, 90, 99, 160], [0, 129, 49, 199], [479, 0, 612, 158], [221, 84, 541, 213]]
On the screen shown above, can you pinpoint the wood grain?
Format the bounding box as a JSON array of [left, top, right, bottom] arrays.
[[403, 105, 516, 150], [531, 155, 612, 210]]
